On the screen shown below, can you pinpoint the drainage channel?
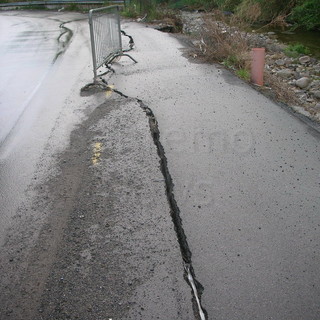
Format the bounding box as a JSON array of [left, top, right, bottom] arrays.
[[113, 89, 207, 320]]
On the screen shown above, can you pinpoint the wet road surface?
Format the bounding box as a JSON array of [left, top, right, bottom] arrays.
[[0, 11, 193, 320], [0, 12, 61, 143], [0, 10, 320, 320], [0, 11, 89, 247]]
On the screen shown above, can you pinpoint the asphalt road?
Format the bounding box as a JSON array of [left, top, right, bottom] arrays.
[[0, 11, 64, 144], [0, 10, 320, 320], [111, 22, 320, 319], [0, 11, 89, 247], [0, 11, 193, 320]]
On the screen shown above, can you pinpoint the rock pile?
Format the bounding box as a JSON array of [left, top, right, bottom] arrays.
[[266, 53, 320, 114]]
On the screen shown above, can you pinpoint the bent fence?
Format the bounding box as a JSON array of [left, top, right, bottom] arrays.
[[89, 5, 137, 82]]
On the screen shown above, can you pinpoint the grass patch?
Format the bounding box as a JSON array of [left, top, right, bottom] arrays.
[[236, 68, 250, 80], [284, 43, 310, 58]]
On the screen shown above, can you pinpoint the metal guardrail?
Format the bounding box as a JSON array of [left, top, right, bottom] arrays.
[[0, 0, 124, 7], [89, 5, 136, 82]]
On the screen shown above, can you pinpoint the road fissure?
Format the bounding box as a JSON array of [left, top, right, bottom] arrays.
[[113, 88, 207, 320], [82, 27, 208, 319]]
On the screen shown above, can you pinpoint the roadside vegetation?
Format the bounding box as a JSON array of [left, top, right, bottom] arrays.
[[3, 0, 319, 31], [123, 0, 319, 117], [124, 0, 320, 30]]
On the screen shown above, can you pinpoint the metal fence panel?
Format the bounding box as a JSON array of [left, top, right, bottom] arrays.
[[89, 5, 137, 82], [89, 6, 121, 79]]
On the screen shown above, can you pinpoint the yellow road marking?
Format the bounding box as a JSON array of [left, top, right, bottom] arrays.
[[106, 85, 114, 98], [92, 142, 102, 165]]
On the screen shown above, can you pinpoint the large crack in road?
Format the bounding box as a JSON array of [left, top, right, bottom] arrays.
[[99, 28, 207, 318], [0, 14, 206, 318], [139, 99, 207, 320], [112, 89, 207, 320], [1, 95, 196, 319], [80, 28, 207, 319]]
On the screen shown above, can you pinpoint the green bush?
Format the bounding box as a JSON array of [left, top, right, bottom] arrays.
[[123, 0, 179, 21], [290, 0, 320, 30]]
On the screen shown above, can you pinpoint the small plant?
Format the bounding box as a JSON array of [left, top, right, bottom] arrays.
[[144, 4, 164, 21], [215, 0, 241, 12], [284, 43, 310, 57], [222, 55, 239, 68], [236, 68, 250, 80]]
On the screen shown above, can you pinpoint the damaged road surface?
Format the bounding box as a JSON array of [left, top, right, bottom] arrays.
[[1, 10, 320, 320], [111, 22, 320, 320], [0, 11, 194, 320], [2, 96, 193, 319]]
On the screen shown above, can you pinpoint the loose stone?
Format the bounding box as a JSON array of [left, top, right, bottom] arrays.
[[275, 59, 285, 66], [277, 69, 293, 79], [295, 77, 311, 89], [311, 90, 320, 99], [299, 56, 311, 64]]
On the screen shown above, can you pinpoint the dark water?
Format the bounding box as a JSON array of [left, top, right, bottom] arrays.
[[253, 25, 320, 58], [276, 29, 320, 58]]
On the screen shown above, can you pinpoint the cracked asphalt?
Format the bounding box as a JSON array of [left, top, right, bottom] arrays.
[[0, 11, 194, 320], [1, 10, 320, 320], [112, 22, 320, 319]]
